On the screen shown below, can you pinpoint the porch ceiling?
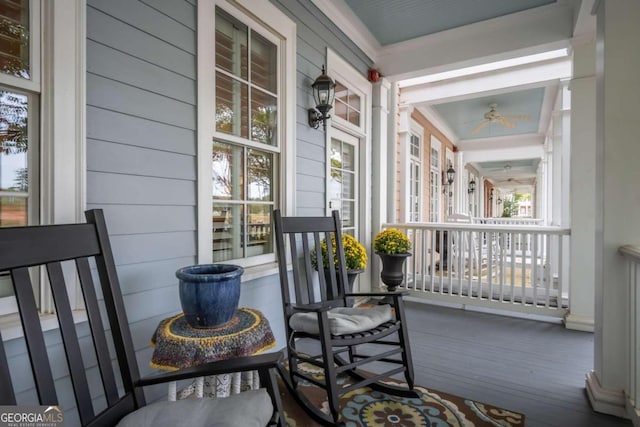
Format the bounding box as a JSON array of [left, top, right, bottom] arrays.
[[314, 0, 593, 194], [342, 0, 557, 46]]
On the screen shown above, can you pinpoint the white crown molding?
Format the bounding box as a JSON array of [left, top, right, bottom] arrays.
[[309, 0, 380, 62]]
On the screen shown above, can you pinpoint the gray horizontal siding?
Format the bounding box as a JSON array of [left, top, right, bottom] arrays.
[[87, 139, 196, 180], [86, 172, 196, 205], [87, 5, 195, 79], [88, 0, 195, 54], [139, 0, 196, 30], [87, 40, 195, 104], [87, 107, 195, 155], [87, 74, 195, 129]]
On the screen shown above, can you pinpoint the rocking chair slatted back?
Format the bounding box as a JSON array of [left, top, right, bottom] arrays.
[[275, 211, 349, 311], [0, 209, 144, 426]]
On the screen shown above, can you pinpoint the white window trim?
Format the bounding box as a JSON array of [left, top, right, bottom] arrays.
[[197, 0, 296, 272], [0, 0, 86, 324], [406, 120, 423, 222]]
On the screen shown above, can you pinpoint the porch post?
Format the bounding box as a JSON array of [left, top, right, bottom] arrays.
[[566, 39, 596, 332], [372, 78, 391, 291], [587, 0, 640, 420]]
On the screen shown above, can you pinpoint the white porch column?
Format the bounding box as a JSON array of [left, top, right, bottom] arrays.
[[387, 84, 400, 224], [566, 39, 596, 332], [587, 0, 640, 420], [372, 78, 391, 291]]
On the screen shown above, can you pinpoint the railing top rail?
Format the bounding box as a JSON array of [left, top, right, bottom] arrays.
[[619, 245, 640, 261], [382, 222, 571, 235], [473, 217, 545, 223]]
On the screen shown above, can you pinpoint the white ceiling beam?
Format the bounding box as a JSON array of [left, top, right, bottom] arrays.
[[399, 57, 571, 106], [462, 144, 545, 163], [377, 2, 574, 81]]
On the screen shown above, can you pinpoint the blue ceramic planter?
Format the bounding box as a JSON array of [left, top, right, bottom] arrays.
[[176, 264, 244, 328]]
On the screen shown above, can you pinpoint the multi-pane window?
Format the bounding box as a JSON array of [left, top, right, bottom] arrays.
[[333, 80, 361, 127], [0, 0, 38, 309], [408, 133, 421, 222], [213, 7, 279, 262]]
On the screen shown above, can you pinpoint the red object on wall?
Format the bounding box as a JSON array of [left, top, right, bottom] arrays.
[[368, 68, 380, 82]]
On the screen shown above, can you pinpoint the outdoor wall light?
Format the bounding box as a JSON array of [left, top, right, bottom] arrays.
[[489, 188, 494, 201], [442, 166, 456, 194], [497, 197, 503, 204], [468, 179, 476, 194], [308, 65, 336, 130]]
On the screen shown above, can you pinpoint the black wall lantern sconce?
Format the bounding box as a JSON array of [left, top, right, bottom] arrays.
[[442, 166, 456, 194], [308, 65, 336, 130], [489, 188, 495, 201], [468, 179, 476, 194]]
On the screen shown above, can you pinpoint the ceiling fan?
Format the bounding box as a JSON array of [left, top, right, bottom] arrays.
[[471, 103, 531, 135], [497, 177, 530, 186]]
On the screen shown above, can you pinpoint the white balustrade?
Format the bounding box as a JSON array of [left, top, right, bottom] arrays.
[[619, 245, 640, 417], [381, 222, 570, 317]]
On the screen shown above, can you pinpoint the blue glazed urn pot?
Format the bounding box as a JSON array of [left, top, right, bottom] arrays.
[[176, 264, 244, 328]]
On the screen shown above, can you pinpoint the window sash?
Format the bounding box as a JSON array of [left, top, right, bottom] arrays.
[[212, 4, 281, 264]]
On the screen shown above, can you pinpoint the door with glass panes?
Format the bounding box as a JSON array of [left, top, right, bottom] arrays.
[[328, 128, 359, 237]]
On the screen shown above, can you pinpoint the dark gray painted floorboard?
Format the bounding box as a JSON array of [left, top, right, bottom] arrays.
[[403, 301, 631, 427]]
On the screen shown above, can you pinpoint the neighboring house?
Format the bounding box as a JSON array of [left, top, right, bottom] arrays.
[[0, 0, 639, 425]]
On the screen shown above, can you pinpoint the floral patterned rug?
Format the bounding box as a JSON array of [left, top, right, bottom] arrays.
[[280, 364, 525, 427]]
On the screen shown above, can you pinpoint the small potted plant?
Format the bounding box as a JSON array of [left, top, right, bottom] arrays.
[[312, 234, 368, 299], [374, 228, 412, 292]]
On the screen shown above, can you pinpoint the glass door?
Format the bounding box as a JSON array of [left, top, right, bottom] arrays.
[[328, 128, 359, 236]]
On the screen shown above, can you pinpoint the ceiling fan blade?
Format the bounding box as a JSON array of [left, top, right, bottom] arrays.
[[503, 114, 531, 121], [471, 120, 489, 134], [496, 117, 516, 128]]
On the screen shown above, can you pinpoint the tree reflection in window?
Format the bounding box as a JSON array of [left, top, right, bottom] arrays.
[[0, 0, 30, 79]]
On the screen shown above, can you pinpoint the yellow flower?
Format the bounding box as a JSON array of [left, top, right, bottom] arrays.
[[374, 228, 411, 255], [311, 234, 368, 271]]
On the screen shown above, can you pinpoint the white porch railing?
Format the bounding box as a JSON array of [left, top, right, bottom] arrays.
[[382, 222, 571, 317], [620, 245, 640, 419], [474, 217, 545, 226]]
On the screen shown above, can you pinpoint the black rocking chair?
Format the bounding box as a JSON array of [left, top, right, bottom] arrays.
[[0, 209, 283, 427], [273, 210, 417, 425]]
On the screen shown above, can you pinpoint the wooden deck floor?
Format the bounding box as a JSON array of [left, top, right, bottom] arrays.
[[403, 300, 631, 427]]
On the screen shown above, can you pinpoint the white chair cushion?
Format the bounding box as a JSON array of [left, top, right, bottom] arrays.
[[116, 388, 272, 427], [289, 304, 393, 336]]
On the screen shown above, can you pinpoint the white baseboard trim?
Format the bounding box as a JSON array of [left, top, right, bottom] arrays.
[[564, 313, 595, 332], [586, 370, 628, 419]]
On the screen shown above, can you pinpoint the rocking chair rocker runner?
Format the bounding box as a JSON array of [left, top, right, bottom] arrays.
[[274, 210, 417, 425], [0, 209, 283, 427]]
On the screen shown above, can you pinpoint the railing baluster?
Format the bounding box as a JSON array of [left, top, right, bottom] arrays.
[[558, 234, 564, 307], [521, 232, 527, 306], [532, 232, 539, 306]]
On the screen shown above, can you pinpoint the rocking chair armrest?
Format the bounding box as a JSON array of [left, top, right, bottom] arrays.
[[344, 291, 409, 298], [136, 351, 284, 387], [289, 302, 334, 312]]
